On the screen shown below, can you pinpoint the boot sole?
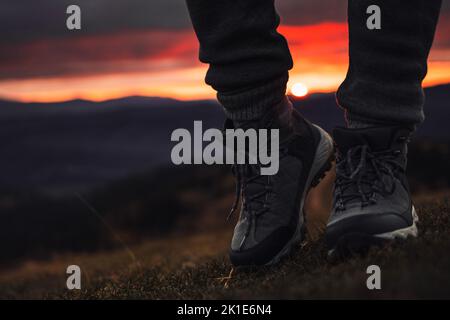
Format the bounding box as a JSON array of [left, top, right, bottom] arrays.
[[328, 207, 419, 259]]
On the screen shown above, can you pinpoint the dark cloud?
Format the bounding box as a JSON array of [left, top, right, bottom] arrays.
[[0, 0, 192, 43], [0, 29, 199, 80], [277, 0, 346, 25], [1, 0, 448, 43], [279, 0, 450, 25]]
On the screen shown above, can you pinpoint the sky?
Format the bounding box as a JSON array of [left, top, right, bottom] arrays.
[[0, 0, 449, 102]]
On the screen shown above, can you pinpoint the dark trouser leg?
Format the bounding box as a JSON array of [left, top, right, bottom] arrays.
[[337, 0, 442, 128], [185, 0, 293, 120]]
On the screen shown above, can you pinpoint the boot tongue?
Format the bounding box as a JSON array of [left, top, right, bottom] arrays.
[[333, 126, 403, 154]]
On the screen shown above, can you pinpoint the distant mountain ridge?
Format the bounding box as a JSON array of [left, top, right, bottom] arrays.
[[0, 84, 448, 193]]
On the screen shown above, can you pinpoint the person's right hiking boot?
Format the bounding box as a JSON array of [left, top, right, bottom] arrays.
[[227, 97, 334, 267], [326, 126, 419, 257]]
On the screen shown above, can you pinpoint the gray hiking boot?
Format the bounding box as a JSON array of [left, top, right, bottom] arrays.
[[227, 97, 334, 266], [326, 126, 419, 257]]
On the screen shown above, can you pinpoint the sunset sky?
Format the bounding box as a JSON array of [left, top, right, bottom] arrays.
[[1, 0, 449, 103]]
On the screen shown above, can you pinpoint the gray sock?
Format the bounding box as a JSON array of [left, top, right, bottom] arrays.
[[346, 113, 417, 132], [220, 74, 289, 121], [233, 96, 292, 129], [346, 118, 375, 129]]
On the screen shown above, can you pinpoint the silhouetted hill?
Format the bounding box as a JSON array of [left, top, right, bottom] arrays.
[[0, 84, 448, 193]]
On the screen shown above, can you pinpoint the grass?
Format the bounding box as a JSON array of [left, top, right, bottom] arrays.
[[1, 192, 450, 299]]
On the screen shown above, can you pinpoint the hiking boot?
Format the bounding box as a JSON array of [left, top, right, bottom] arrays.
[[227, 97, 334, 266], [326, 126, 418, 257]]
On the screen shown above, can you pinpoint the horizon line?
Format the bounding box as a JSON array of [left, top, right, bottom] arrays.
[[0, 82, 448, 105]]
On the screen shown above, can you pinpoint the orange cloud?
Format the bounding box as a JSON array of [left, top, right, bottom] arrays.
[[0, 22, 449, 102]]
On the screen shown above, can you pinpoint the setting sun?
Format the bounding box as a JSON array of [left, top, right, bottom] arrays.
[[290, 83, 309, 98]]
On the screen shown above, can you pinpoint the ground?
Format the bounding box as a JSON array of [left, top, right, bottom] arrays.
[[1, 192, 449, 299]]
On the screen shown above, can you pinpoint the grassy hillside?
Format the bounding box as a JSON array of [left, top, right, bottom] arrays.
[[1, 191, 449, 300]]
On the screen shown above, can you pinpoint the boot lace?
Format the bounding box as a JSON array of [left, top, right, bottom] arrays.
[[227, 146, 289, 250], [334, 144, 404, 211]]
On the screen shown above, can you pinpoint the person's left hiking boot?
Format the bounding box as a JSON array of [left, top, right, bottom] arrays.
[[326, 126, 418, 257], [227, 97, 334, 267]]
